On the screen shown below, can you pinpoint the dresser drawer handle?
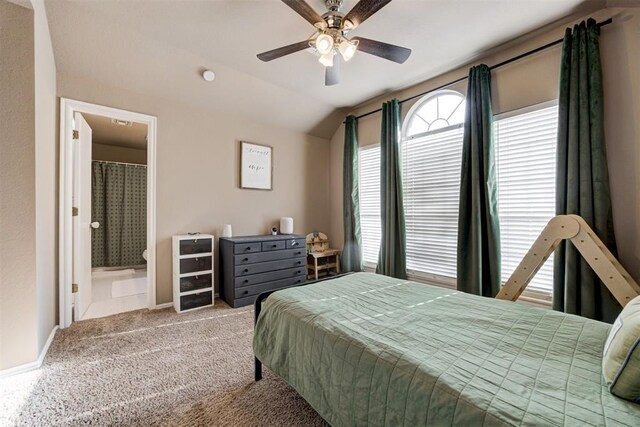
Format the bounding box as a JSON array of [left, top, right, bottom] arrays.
[[296, 261, 302, 265], [291, 241, 298, 246], [244, 269, 249, 273], [244, 279, 249, 284], [245, 246, 252, 251], [295, 251, 302, 255], [243, 258, 249, 262], [272, 244, 278, 248], [243, 290, 249, 295], [296, 270, 301, 274], [296, 279, 302, 283]]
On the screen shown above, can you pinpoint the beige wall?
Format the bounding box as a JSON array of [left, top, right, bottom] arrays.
[[329, 7, 640, 282], [0, 0, 38, 369], [600, 7, 640, 283], [58, 74, 331, 303], [33, 0, 58, 360], [93, 143, 147, 165], [0, 0, 57, 371]]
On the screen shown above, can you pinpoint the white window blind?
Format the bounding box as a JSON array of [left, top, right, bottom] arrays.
[[402, 127, 464, 278], [359, 145, 381, 265], [401, 90, 466, 279], [495, 104, 558, 294], [360, 95, 557, 296]]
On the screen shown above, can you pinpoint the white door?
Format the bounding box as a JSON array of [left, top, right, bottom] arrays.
[[72, 113, 93, 321]]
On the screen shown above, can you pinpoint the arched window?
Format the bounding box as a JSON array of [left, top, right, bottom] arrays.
[[403, 90, 466, 138], [360, 89, 557, 297], [401, 90, 466, 280]]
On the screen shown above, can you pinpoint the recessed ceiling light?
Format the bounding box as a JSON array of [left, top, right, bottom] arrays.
[[202, 69, 215, 82]]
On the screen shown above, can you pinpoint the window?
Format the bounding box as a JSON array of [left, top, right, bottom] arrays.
[[402, 90, 466, 279], [359, 145, 381, 265], [495, 103, 558, 295], [359, 93, 557, 297]]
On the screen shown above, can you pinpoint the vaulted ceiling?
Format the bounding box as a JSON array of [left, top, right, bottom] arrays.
[[45, 0, 597, 138]]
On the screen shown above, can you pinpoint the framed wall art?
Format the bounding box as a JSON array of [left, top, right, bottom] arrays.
[[240, 141, 273, 190]]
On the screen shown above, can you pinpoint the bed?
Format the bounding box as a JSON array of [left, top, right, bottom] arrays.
[[253, 272, 640, 426]]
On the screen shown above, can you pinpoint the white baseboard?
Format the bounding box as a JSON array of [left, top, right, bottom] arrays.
[[152, 302, 173, 310], [0, 325, 58, 378]]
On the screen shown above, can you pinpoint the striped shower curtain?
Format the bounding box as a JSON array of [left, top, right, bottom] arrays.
[[91, 161, 147, 267]]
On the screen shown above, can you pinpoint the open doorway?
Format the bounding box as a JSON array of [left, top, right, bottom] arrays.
[[80, 113, 148, 319], [59, 99, 157, 327]]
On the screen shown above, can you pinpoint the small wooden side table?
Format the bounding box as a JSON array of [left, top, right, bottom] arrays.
[[307, 249, 341, 280]]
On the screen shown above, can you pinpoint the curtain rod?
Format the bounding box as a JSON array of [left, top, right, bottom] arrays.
[[93, 160, 147, 167], [347, 18, 613, 122]]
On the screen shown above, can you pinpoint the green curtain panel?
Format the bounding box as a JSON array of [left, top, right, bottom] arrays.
[[457, 64, 501, 297], [376, 99, 407, 279], [342, 115, 363, 272], [554, 19, 619, 323], [92, 162, 147, 268]]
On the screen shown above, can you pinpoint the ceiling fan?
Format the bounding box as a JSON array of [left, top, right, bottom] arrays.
[[257, 0, 412, 86]]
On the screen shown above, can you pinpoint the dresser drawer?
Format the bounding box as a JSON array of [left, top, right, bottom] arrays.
[[234, 242, 262, 254], [220, 234, 306, 309], [286, 238, 306, 249], [234, 276, 306, 300], [262, 240, 285, 251], [179, 273, 212, 293], [230, 295, 258, 308], [173, 234, 214, 314], [179, 238, 212, 255], [234, 248, 305, 265], [180, 291, 212, 311], [234, 257, 305, 277], [235, 267, 305, 288], [180, 256, 212, 274]]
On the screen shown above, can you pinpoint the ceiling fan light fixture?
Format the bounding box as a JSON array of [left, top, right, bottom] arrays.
[[318, 51, 334, 67], [315, 33, 334, 55], [257, 0, 413, 86], [339, 39, 358, 61]]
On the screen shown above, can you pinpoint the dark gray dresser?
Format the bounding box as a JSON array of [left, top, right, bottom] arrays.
[[219, 235, 307, 308]]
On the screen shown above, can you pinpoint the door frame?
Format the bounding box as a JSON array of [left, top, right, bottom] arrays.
[[59, 98, 158, 328]]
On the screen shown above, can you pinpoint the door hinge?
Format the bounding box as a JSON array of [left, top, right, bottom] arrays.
[[72, 283, 78, 293], [72, 207, 78, 216], [72, 130, 79, 139]]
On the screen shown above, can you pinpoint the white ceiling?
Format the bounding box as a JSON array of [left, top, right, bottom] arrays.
[[83, 113, 148, 150], [45, 0, 596, 138]]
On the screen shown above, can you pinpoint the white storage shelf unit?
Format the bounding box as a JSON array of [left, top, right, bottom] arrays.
[[172, 234, 214, 313]]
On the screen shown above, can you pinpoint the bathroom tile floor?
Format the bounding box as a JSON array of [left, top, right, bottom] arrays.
[[84, 269, 148, 320]]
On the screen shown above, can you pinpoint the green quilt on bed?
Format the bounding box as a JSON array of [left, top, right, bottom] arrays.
[[253, 273, 640, 426]]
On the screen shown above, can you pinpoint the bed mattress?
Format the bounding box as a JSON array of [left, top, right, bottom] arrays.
[[253, 272, 640, 426]]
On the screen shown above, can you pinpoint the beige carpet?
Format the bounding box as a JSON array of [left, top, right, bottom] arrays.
[[0, 302, 328, 426]]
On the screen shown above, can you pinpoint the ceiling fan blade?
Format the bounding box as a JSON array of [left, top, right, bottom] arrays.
[[325, 56, 341, 86], [352, 37, 411, 64], [257, 40, 310, 62], [281, 0, 324, 26], [344, 0, 392, 28]]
